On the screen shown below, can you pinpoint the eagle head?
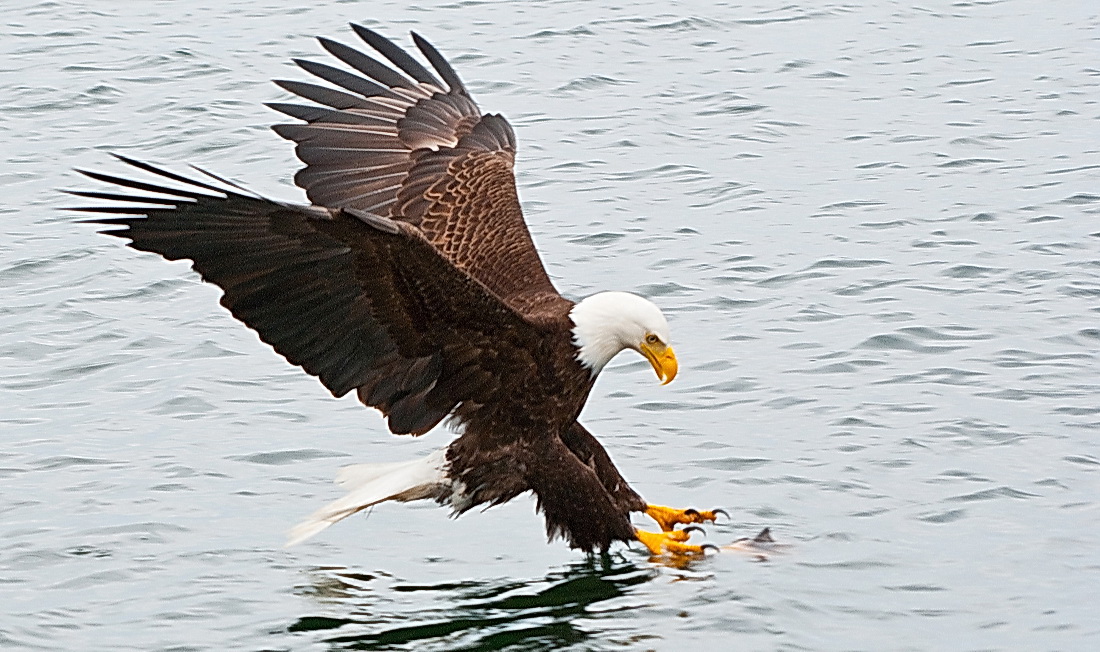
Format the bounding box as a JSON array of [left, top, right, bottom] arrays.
[[569, 291, 678, 384]]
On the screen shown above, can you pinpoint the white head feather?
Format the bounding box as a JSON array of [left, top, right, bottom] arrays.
[[570, 291, 671, 376]]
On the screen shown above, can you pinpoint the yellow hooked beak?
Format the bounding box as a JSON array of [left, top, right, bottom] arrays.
[[638, 341, 678, 385]]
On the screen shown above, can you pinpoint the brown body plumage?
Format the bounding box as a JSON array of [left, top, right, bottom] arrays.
[[70, 25, 690, 553]]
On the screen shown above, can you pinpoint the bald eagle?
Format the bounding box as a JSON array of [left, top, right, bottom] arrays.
[[71, 25, 723, 555]]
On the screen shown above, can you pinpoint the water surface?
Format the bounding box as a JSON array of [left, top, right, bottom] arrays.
[[2, 0, 1098, 650]]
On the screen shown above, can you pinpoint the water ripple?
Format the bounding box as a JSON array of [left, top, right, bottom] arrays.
[[4, 2, 1100, 651]]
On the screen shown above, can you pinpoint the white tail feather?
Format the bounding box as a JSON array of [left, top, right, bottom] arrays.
[[286, 449, 449, 547]]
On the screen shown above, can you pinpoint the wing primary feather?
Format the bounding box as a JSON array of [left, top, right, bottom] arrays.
[[68, 205, 181, 215], [317, 37, 420, 91], [266, 102, 337, 123], [64, 190, 182, 205], [350, 24, 444, 88], [293, 59, 399, 100], [273, 80, 375, 111], [266, 103, 394, 128], [186, 165, 265, 199], [410, 32, 467, 94], [74, 169, 224, 200], [110, 153, 233, 195]]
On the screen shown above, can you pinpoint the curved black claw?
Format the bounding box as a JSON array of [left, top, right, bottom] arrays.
[[701, 543, 720, 555], [682, 525, 706, 536], [712, 508, 730, 522]]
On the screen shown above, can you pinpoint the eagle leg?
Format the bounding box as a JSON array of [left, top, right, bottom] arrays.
[[634, 526, 713, 556], [645, 504, 727, 532]]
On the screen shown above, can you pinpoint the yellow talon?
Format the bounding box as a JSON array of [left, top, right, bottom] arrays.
[[645, 504, 726, 532], [635, 528, 708, 556]]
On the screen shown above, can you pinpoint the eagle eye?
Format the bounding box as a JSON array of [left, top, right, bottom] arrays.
[[645, 333, 660, 345]]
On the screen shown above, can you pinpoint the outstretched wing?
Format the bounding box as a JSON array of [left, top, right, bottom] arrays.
[[70, 157, 553, 436], [270, 24, 558, 309]]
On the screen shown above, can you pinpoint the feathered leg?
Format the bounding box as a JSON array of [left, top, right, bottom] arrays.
[[560, 423, 718, 555]]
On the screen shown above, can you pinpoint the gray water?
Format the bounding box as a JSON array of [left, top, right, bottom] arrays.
[[2, 0, 1098, 650]]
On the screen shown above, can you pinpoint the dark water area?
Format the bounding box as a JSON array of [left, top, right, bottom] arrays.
[[2, 1, 1098, 650]]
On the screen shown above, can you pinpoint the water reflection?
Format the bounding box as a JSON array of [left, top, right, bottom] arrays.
[[290, 557, 659, 650]]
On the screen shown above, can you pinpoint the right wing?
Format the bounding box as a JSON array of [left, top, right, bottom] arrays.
[[70, 157, 548, 436]]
